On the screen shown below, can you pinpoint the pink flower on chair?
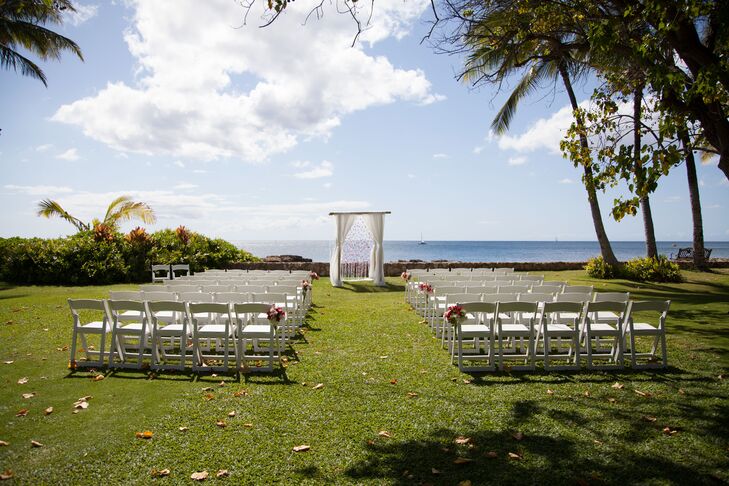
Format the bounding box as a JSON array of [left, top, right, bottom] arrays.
[[444, 304, 466, 325], [267, 306, 286, 322], [301, 280, 311, 295], [418, 283, 433, 294], [401, 271, 411, 281], [309, 272, 319, 280]]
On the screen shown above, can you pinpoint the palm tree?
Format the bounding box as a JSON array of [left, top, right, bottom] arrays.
[[0, 0, 83, 86], [37, 196, 156, 232], [458, 3, 620, 266]]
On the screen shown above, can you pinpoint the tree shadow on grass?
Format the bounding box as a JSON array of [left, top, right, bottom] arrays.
[[345, 420, 727, 485], [341, 281, 405, 293]]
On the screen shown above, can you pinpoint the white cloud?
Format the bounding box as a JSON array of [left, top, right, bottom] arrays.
[[705, 204, 721, 209], [507, 156, 527, 166], [432, 153, 449, 159], [407, 173, 416, 179], [173, 160, 185, 168], [496, 104, 577, 155], [323, 182, 332, 189], [558, 178, 574, 184], [699, 179, 705, 187], [4, 184, 74, 196], [56, 148, 80, 161], [192, 169, 207, 174], [472, 146, 484, 155], [293, 160, 333, 179], [65, 3, 99, 26], [35, 144, 53, 152], [664, 195, 681, 203], [52, 0, 439, 162], [290, 160, 311, 169], [173, 183, 198, 190]]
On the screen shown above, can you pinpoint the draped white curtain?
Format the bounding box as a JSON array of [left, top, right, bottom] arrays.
[[329, 213, 357, 287], [362, 213, 385, 287]]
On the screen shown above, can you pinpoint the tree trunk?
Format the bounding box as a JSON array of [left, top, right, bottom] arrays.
[[633, 86, 657, 258], [640, 196, 657, 258], [680, 130, 707, 269], [558, 65, 619, 267]]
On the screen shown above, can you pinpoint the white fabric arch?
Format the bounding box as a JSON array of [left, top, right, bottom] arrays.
[[329, 211, 389, 287]]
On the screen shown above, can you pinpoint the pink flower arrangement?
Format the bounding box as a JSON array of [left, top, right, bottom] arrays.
[[444, 304, 466, 325], [418, 282, 433, 294], [267, 306, 286, 322], [301, 280, 311, 294], [309, 271, 320, 280], [401, 271, 411, 281]]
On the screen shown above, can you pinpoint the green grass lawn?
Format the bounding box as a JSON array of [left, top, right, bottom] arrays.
[[1, 270, 728, 485]]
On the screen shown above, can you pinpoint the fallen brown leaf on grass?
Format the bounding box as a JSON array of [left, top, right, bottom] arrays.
[[389, 379, 398, 385], [201, 387, 214, 392], [16, 409, 29, 417], [512, 432, 524, 441], [546, 389, 554, 395], [135, 431, 153, 439], [151, 469, 170, 478], [92, 374, 105, 382], [0, 470, 13, 480], [379, 355, 389, 359], [508, 452, 522, 460], [233, 390, 248, 397], [73, 400, 89, 410], [663, 426, 678, 436], [313, 383, 324, 390], [292, 444, 310, 452], [4, 361, 13, 365], [378, 431, 392, 438], [678, 388, 686, 395], [583, 390, 591, 397], [593, 439, 603, 445], [204, 393, 215, 401], [216, 420, 227, 428], [453, 457, 472, 464], [455, 436, 471, 445], [228, 411, 236, 417], [243, 423, 253, 428], [607, 398, 617, 403], [30, 440, 43, 448], [44, 407, 53, 415], [0, 441, 8, 447], [218, 381, 227, 387], [642, 415, 657, 422], [216, 470, 229, 478], [611, 382, 624, 389], [191, 471, 208, 481], [485, 451, 498, 458], [22, 393, 35, 399], [17, 377, 28, 385], [458, 481, 473, 486], [431, 468, 441, 475], [634, 389, 651, 397], [179, 426, 188, 432], [406, 392, 418, 398]]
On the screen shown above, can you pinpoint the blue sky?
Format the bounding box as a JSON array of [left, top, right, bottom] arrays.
[[1, 0, 727, 242]]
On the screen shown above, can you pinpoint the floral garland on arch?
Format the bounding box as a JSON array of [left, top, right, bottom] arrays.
[[267, 306, 286, 322], [444, 304, 466, 325]]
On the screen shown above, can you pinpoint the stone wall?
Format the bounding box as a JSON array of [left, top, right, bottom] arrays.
[[226, 259, 729, 276]]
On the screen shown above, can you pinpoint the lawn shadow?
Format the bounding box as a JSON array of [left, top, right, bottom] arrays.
[[341, 281, 405, 293], [344, 423, 726, 485]]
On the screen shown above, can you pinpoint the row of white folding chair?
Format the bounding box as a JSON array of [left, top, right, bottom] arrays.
[[112, 290, 301, 331], [449, 298, 669, 372], [69, 299, 282, 372]]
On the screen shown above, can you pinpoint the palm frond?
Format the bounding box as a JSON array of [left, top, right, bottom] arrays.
[[104, 197, 156, 228], [36, 199, 87, 231], [492, 61, 552, 134], [0, 44, 46, 85]]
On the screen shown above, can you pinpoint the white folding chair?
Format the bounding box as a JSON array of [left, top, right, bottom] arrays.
[[151, 264, 171, 283], [234, 303, 281, 372], [495, 301, 538, 370], [109, 291, 144, 322], [107, 299, 151, 369], [536, 302, 582, 371], [146, 301, 191, 370], [68, 299, 111, 368], [623, 300, 670, 369], [452, 302, 497, 372], [189, 302, 235, 372], [580, 301, 627, 369], [171, 264, 190, 279]]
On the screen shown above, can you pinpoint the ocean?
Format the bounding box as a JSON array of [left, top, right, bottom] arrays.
[[235, 240, 729, 263]]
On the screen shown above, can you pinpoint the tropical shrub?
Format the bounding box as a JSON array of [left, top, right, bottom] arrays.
[[622, 256, 683, 283], [585, 256, 619, 279], [0, 227, 258, 285]]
